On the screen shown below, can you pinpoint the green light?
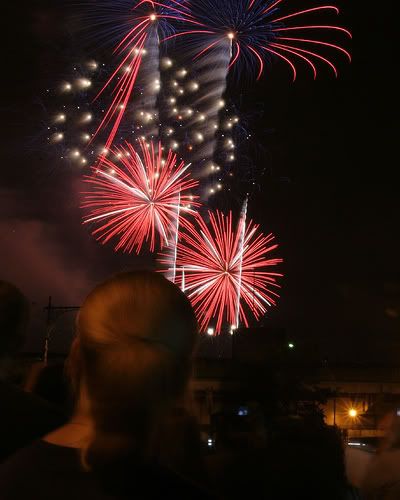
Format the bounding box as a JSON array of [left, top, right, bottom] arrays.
[[288, 343, 295, 349]]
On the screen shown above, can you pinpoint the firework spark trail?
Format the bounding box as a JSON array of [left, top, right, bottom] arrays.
[[181, 267, 186, 292], [171, 192, 181, 283], [234, 198, 248, 329], [82, 140, 199, 254], [91, 35, 146, 154], [161, 210, 283, 333]]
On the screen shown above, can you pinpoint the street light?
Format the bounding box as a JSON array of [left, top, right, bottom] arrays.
[[349, 408, 358, 418]]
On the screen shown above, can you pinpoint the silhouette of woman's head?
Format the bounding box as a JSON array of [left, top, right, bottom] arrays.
[[68, 271, 198, 468]]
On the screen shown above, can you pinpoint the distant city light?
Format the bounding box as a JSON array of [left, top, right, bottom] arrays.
[[238, 407, 249, 416]]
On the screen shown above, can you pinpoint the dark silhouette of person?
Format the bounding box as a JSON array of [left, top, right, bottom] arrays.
[[0, 272, 211, 499], [209, 416, 360, 499], [0, 280, 64, 462], [27, 361, 73, 415]]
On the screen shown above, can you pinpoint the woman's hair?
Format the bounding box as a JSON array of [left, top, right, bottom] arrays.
[[67, 271, 198, 470]]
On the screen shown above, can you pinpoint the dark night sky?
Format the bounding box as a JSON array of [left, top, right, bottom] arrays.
[[1, 1, 398, 359]]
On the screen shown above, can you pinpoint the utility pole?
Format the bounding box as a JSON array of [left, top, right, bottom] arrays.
[[43, 296, 52, 365], [43, 297, 80, 364]]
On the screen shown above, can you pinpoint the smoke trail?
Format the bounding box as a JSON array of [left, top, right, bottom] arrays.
[[135, 26, 161, 140], [188, 41, 231, 170]]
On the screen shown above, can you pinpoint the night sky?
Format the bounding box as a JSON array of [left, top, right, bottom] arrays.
[[1, 1, 397, 360]]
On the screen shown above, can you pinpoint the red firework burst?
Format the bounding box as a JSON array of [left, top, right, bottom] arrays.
[[82, 140, 199, 254], [161, 209, 283, 333]]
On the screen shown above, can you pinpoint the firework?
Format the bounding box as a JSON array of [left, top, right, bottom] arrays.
[[85, 0, 351, 161], [158, 0, 351, 183], [52, 0, 350, 172], [162, 0, 351, 80], [82, 140, 199, 254], [161, 209, 283, 333], [45, 54, 246, 197], [86, 0, 198, 153]]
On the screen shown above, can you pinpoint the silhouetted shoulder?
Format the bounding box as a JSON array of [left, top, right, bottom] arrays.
[[0, 381, 64, 462], [0, 440, 92, 500], [0, 440, 213, 500]]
